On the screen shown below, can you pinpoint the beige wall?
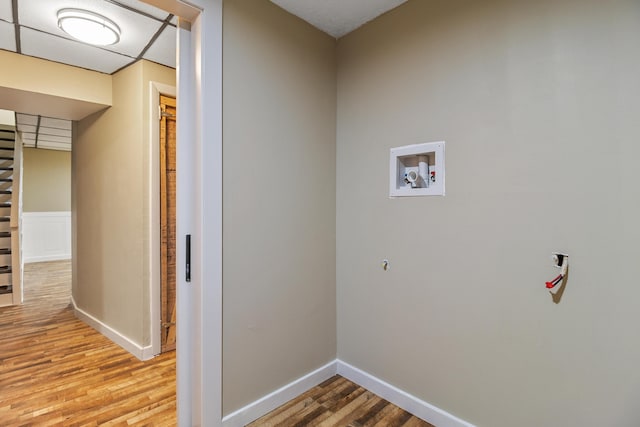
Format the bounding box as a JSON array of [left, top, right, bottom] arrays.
[[0, 50, 111, 120], [223, 0, 337, 415], [336, 0, 640, 426], [73, 60, 174, 347], [22, 148, 71, 212]]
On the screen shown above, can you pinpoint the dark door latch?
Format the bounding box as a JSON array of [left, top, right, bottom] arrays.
[[186, 234, 191, 282]]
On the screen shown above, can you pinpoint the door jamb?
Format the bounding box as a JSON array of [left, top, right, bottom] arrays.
[[149, 81, 176, 357], [141, 0, 223, 425]]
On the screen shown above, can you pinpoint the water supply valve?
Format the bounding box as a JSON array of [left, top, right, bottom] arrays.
[[545, 253, 568, 289]]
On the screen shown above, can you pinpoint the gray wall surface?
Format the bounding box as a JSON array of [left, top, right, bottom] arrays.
[[23, 148, 71, 212], [222, 0, 338, 416], [336, 0, 640, 426]]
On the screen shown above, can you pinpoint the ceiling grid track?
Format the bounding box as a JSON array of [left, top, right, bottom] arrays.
[[34, 115, 41, 149], [137, 14, 174, 60], [2, 0, 182, 140], [3, 0, 405, 77], [5, 0, 179, 75], [15, 113, 72, 152], [114, 12, 176, 74], [11, 0, 21, 53]]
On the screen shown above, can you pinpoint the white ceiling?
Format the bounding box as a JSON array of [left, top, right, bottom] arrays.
[[1, 0, 178, 151], [270, 0, 408, 38], [0, 0, 409, 79], [15, 112, 72, 151], [1, 0, 407, 151], [0, 0, 177, 75]]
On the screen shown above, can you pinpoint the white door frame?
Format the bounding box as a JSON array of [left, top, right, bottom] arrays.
[[149, 80, 176, 358], [142, 1, 223, 425]]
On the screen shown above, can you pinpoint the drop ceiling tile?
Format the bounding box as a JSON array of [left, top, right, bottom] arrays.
[[18, 124, 66, 136], [112, 0, 171, 21], [21, 136, 35, 145], [16, 113, 38, 126], [38, 140, 71, 150], [40, 116, 72, 130], [16, 113, 37, 126], [19, 0, 164, 57], [18, 133, 37, 143], [0, 0, 12, 22], [142, 25, 175, 69], [21, 135, 71, 149], [43, 146, 72, 152], [33, 134, 70, 144], [0, 20, 15, 51], [21, 27, 132, 74], [39, 126, 73, 138]]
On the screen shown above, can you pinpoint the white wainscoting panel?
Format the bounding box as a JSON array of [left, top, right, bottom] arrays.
[[23, 212, 71, 263]]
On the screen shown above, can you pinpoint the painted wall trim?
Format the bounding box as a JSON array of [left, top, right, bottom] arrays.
[[221, 359, 475, 427], [337, 360, 476, 427], [173, 1, 224, 425], [71, 296, 154, 361], [22, 211, 71, 263], [221, 361, 337, 427], [143, 1, 223, 424]]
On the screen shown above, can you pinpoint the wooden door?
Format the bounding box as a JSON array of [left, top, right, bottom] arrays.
[[160, 95, 177, 352]]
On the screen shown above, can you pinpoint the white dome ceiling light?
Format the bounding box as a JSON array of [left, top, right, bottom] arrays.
[[57, 8, 121, 46]]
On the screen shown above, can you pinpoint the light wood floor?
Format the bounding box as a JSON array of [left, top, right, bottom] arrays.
[[0, 261, 176, 426], [1, 261, 432, 427], [248, 375, 434, 427]]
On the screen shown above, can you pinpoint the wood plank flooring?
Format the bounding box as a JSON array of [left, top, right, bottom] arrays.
[[1, 261, 432, 426], [0, 261, 176, 426], [248, 375, 434, 427]]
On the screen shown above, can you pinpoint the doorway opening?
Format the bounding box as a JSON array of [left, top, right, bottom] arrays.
[[159, 94, 176, 353]]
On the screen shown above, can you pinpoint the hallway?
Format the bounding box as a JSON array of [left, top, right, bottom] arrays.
[[0, 261, 434, 426], [0, 261, 176, 426]]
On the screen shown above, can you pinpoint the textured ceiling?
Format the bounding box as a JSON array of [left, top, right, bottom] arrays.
[[270, 0, 408, 38]]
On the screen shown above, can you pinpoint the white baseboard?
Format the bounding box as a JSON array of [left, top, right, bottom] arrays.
[[337, 360, 476, 427], [25, 254, 71, 263], [71, 296, 155, 361], [141, 345, 157, 360], [222, 360, 338, 427], [221, 358, 474, 427]]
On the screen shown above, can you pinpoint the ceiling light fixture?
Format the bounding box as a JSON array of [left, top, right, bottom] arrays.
[[57, 8, 121, 46]]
